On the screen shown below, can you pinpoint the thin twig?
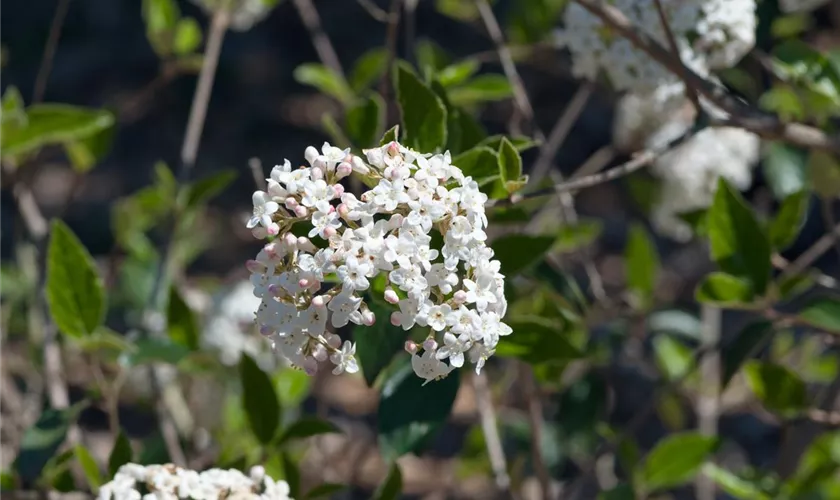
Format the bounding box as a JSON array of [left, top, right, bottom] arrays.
[[520, 364, 552, 500], [779, 222, 840, 280], [356, 0, 396, 22], [696, 304, 721, 500], [820, 199, 840, 266], [472, 373, 516, 498], [379, 0, 403, 105], [32, 0, 71, 102], [567, 145, 616, 182], [529, 83, 594, 186], [292, 0, 345, 77], [572, 0, 840, 153], [475, 0, 543, 142], [249, 158, 267, 191], [651, 0, 701, 110], [403, 0, 418, 67]]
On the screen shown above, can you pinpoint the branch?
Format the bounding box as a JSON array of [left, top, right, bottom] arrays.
[[573, 0, 840, 153], [779, 221, 840, 280], [32, 0, 71, 102], [472, 373, 517, 498], [696, 304, 721, 500], [292, 0, 345, 77], [651, 0, 700, 110]]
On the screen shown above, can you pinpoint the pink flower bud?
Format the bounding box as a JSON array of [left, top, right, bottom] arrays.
[[327, 204, 336, 214], [325, 333, 341, 349], [311, 165, 324, 180], [384, 289, 399, 304], [305, 146, 319, 165], [311, 295, 325, 307], [332, 183, 345, 197], [423, 339, 438, 352], [351, 156, 370, 175], [404, 340, 418, 354], [294, 206, 308, 217], [387, 142, 399, 155], [453, 290, 467, 304], [312, 344, 328, 362], [267, 223, 280, 236], [323, 226, 337, 238], [303, 356, 318, 376], [336, 162, 352, 179], [362, 310, 376, 326], [298, 278, 310, 288], [245, 260, 262, 273], [390, 312, 402, 326], [389, 214, 403, 227], [285, 197, 299, 209], [338, 204, 350, 218]]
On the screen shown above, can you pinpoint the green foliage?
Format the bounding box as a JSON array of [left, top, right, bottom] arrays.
[[276, 418, 339, 447], [46, 220, 106, 339], [506, 0, 569, 44], [108, 432, 133, 477], [704, 463, 772, 500], [636, 432, 718, 493], [492, 234, 556, 276], [707, 179, 772, 295], [721, 321, 774, 389], [239, 354, 281, 444], [346, 94, 385, 149], [74, 445, 102, 490], [294, 63, 354, 105], [554, 219, 603, 253], [372, 462, 403, 500], [652, 335, 692, 381], [495, 317, 583, 364], [377, 362, 460, 459], [142, 0, 204, 60], [167, 285, 199, 350], [355, 300, 410, 386], [350, 48, 388, 92], [394, 63, 448, 152], [17, 407, 78, 483], [769, 190, 809, 250], [304, 483, 347, 499], [762, 142, 809, 200], [809, 150, 840, 199], [798, 296, 840, 333], [695, 272, 755, 307], [185, 170, 237, 210], [744, 361, 808, 415], [624, 224, 659, 309], [448, 74, 513, 105]]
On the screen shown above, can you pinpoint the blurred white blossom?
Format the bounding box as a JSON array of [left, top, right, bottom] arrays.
[[190, 0, 275, 31], [98, 463, 292, 499]]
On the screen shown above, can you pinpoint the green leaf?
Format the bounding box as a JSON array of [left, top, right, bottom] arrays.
[[652, 335, 692, 381], [445, 107, 487, 154], [372, 462, 403, 500], [185, 170, 237, 209], [2, 104, 114, 160], [704, 463, 771, 500], [294, 63, 353, 105], [707, 179, 772, 295], [304, 483, 347, 499], [625, 224, 659, 308], [497, 136, 522, 187], [760, 86, 805, 122], [46, 220, 106, 338], [438, 59, 480, 87], [415, 39, 451, 76], [74, 445, 101, 490], [380, 125, 399, 146], [320, 113, 351, 149], [695, 272, 755, 306], [452, 146, 498, 180], [554, 220, 603, 253], [449, 74, 513, 105], [506, 0, 568, 44], [2, 86, 26, 128], [64, 124, 115, 173], [638, 432, 718, 492], [276, 418, 339, 446], [743, 361, 808, 415], [809, 150, 840, 199], [173, 17, 202, 56], [167, 285, 199, 350], [495, 318, 583, 364], [355, 300, 410, 387], [722, 321, 774, 389], [281, 453, 301, 499], [492, 234, 556, 276], [394, 63, 447, 151], [239, 354, 281, 444], [142, 0, 179, 55], [350, 48, 388, 92], [478, 134, 539, 153], [274, 369, 312, 407], [108, 432, 133, 477], [762, 142, 808, 199], [598, 484, 635, 500], [378, 362, 460, 459], [346, 94, 385, 149], [770, 190, 809, 250], [798, 296, 840, 333], [17, 408, 74, 483], [120, 337, 191, 366]]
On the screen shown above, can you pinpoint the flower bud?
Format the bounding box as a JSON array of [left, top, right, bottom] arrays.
[[251, 226, 268, 239], [245, 260, 263, 273], [304, 146, 319, 165], [323, 226, 337, 238], [311, 295, 325, 307], [294, 206, 309, 217], [423, 339, 438, 352], [285, 197, 299, 209], [297, 236, 316, 252], [453, 290, 467, 304], [283, 232, 298, 247], [325, 332, 341, 349], [327, 204, 336, 214], [387, 141, 400, 156], [303, 356, 318, 376], [390, 312, 402, 326], [267, 223, 280, 236], [384, 288, 399, 304], [310, 164, 325, 180], [250, 465, 266, 483], [259, 325, 274, 336], [351, 155, 370, 175], [338, 203, 350, 218], [312, 344, 328, 362], [332, 183, 345, 197], [298, 278, 310, 289], [404, 340, 418, 354], [334, 161, 349, 178]]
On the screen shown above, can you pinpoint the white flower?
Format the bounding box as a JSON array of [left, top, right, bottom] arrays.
[[298, 302, 329, 338], [328, 289, 362, 327], [309, 211, 341, 239], [435, 331, 471, 368], [411, 349, 455, 386], [463, 273, 498, 311], [301, 179, 334, 214], [337, 255, 372, 291], [248, 191, 279, 229], [422, 304, 452, 332], [330, 340, 359, 375]]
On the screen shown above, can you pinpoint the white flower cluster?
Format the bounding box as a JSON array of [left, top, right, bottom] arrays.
[[556, 0, 756, 93], [613, 92, 760, 241], [246, 141, 510, 384], [98, 463, 291, 500], [190, 0, 273, 31], [202, 281, 275, 369]]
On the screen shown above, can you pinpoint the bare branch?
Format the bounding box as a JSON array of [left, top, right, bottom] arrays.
[[472, 373, 517, 498], [779, 222, 840, 280], [292, 0, 345, 77], [573, 0, 840, 153], [32, 0, 71, 102], [651, 0, 701, 110]]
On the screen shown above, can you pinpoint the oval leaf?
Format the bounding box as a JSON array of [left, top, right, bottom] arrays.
[[394, 63, 447, 152], [372, 462, 402, 500], [294, 63, 353, 105], [108, 432, 133, 477], [276, 418, 339, 447], [74, 445, 101, 490], [2, 104, 114, 159], [492, 234, 556, 276], [346, 94, 385, 149], [355, 300, 410, 386], [625, 224, 659, 308], [638, 432, 718, 492], [167, 285, 199, 350], [46, 220, 106, 338], [695, 272, 755, 307], [239, 354, 281, 444], [769, 190, 809, 250], [743, 361, 808, 415], [798, 296, 840, 333], [721, 321, 774, 389]]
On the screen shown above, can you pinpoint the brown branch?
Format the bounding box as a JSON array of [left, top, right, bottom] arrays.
[[292, 0, 345, 77], [779, 222, 840, 280], [472, 373, 517, 498], [573, 0, 840, 153], [32, 0, 71, 102], [651, 0, 701, 110], [520, 363, 552, 500], [356, 0, 396, 22]]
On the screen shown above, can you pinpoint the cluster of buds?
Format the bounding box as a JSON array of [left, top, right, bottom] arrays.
[[246, 141, 510, 383], [98, 463, 291, 499]]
